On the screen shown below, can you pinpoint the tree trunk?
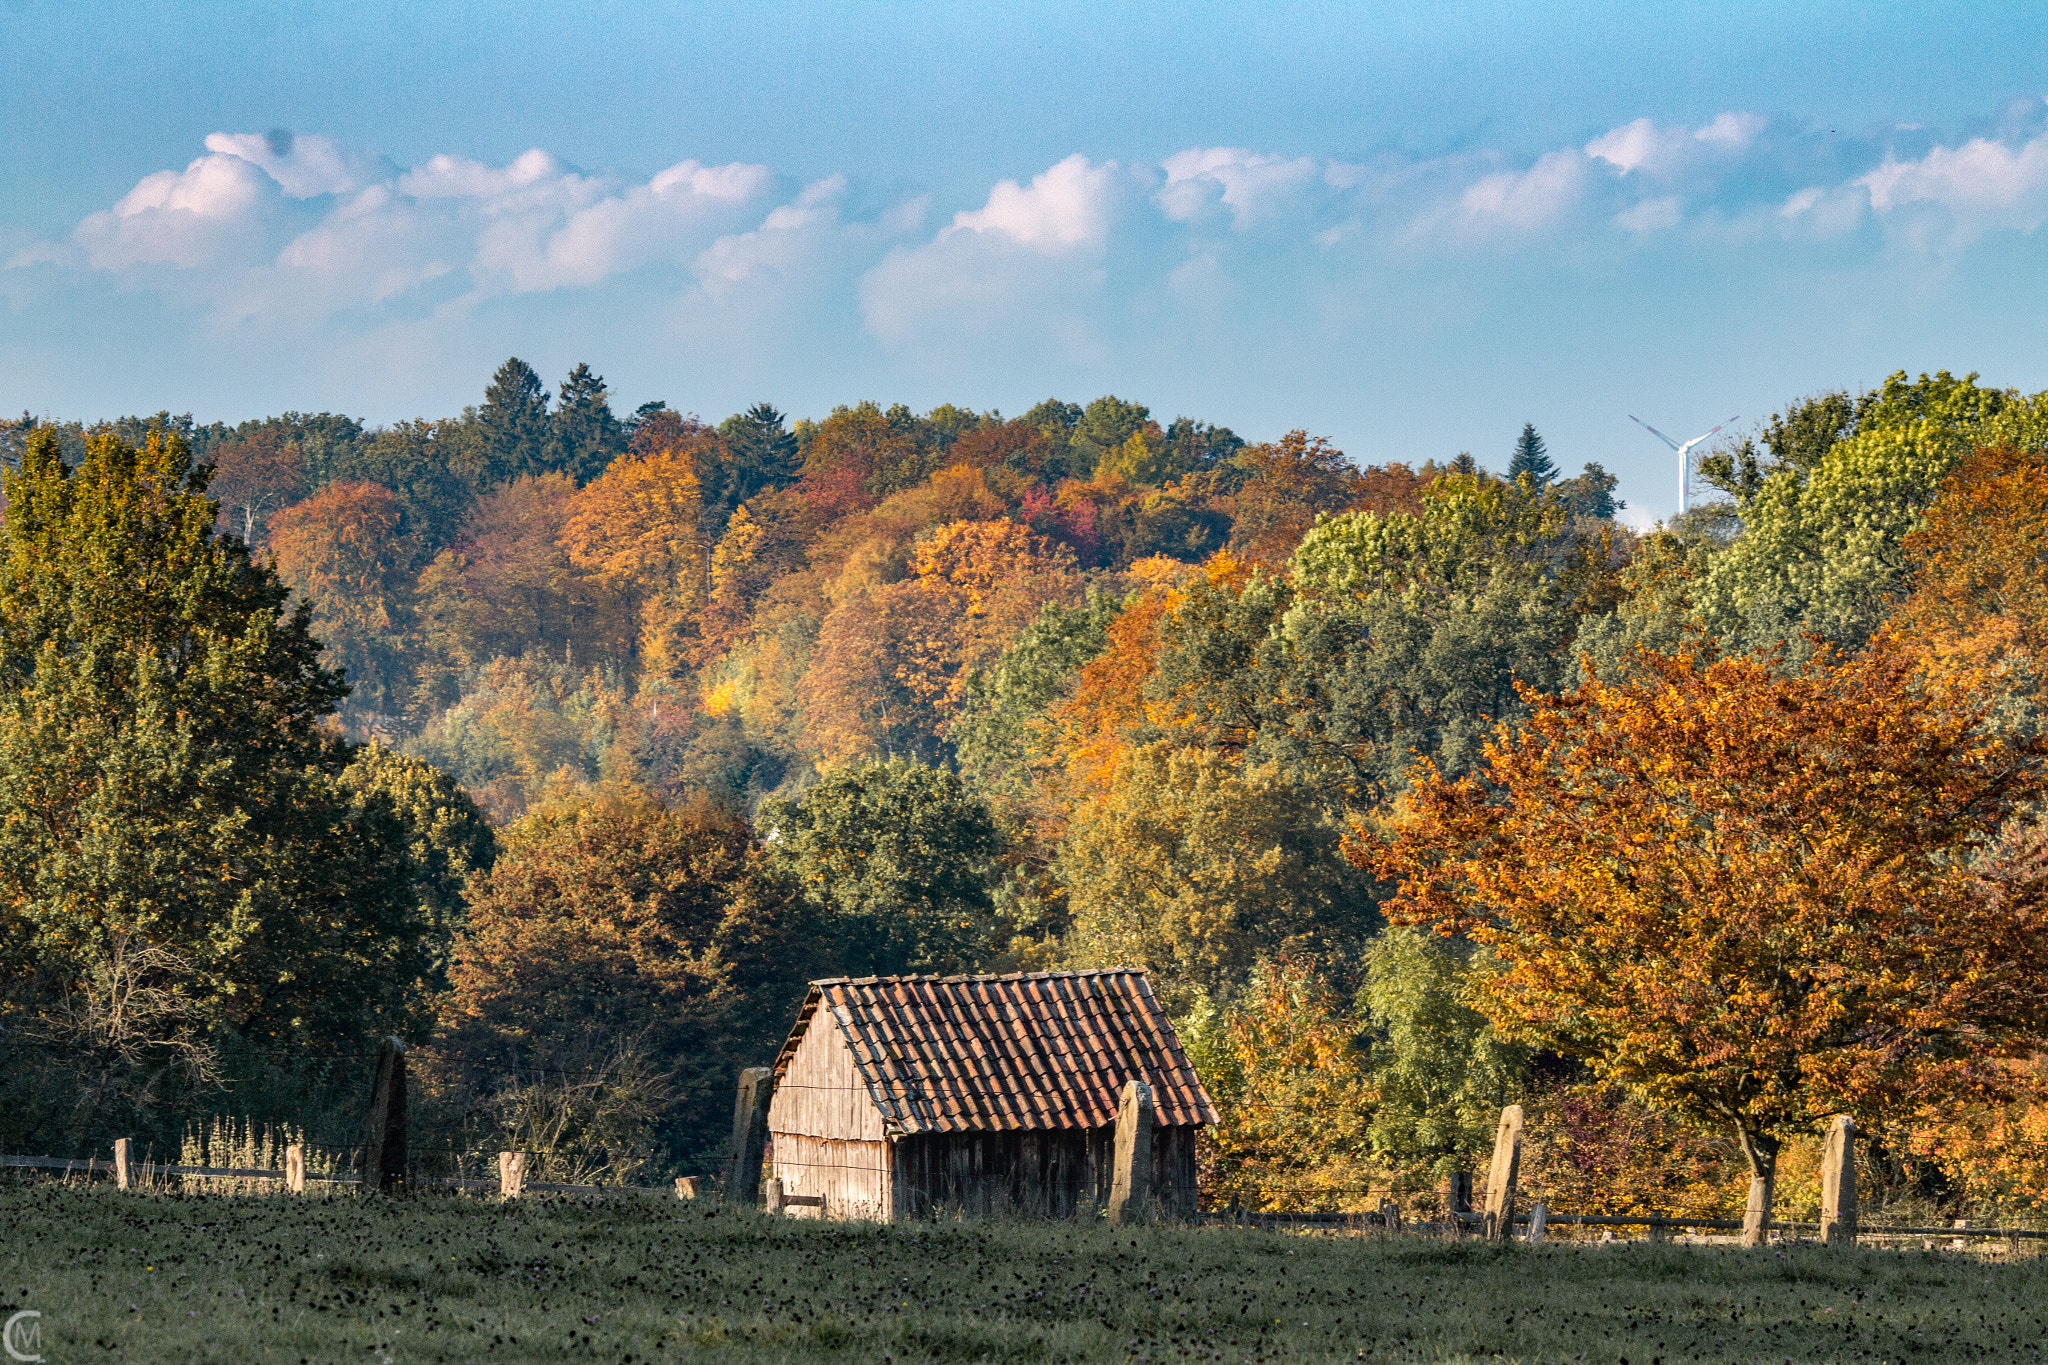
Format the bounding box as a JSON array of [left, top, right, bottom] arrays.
[[1737, 1126, 1779, 1247]]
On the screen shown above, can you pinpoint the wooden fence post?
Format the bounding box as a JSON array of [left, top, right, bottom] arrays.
[[1820, 1115, 1858, 1247], [1481, 1104, 1523, 1243], [1108, 1078, 1154, 1226], [113, 1138, 130, 1192], [361, 1037, 409, 1195], [766, 1177, 785, 1215], [1527, 1202, 1549, 1244], [726, 1067, 774, 1207], [498, 1151, 526, 1200], [284, 1144, 305, 1195]]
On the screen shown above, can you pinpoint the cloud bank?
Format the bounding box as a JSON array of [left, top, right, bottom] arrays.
[[17, 101, 2048, 349]]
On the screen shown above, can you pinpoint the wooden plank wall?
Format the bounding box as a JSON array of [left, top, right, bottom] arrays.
[[772, 1132, 890, 1220], [890, 1126, 1200, 1221], [768, 1008, 885, 1142]]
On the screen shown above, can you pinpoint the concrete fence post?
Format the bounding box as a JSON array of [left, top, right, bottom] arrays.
[[1820, 1115, 1858, 1247], [1481, 1104, 1523, 1243], [284, 1144, 306, 1195], [1108, 1077, 1154, 1227], [1442, 1170, 1472, 1234], [1527, 1202, 1549, 1244], [726, 1067, 774, 1207], [113, 1138, 131, 1192], [498, 1151, 526, 1200], [361, 1037, 409, 1194]]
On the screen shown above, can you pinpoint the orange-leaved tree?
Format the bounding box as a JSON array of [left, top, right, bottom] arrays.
[[1359, 639, 2048, 1241], [1895, 442, 2048, 682]]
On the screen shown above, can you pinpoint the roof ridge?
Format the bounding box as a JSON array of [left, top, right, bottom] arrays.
[[809, 968, 1144, 987]]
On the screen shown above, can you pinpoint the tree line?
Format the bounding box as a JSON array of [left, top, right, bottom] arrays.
[[3, 365, 2044, 1227]]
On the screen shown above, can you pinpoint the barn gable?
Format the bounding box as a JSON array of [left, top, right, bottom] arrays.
[[770, 969, 1219, 1134]]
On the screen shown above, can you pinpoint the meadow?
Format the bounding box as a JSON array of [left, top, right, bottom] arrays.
[[3, 1185, 2044, 1363]]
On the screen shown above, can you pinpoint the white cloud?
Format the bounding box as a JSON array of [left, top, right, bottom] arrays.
[[1616, 196, 1683, 234], [949, 154, 1120, 249], [858, 155, 1125, 356], [74, 152, 280, 268], [1455, 150, 1586, 231], [1858, 134, 2048, 238], [203, 131, 377, 198], [1586, 113, 1764, 177], [1158, 148, 1319, 229]]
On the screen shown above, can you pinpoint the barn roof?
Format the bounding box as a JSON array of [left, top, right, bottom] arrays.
[[770, 970, 1220, 1134]]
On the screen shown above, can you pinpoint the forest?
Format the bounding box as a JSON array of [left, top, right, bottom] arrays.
[[2, 360, 2045, 1227]]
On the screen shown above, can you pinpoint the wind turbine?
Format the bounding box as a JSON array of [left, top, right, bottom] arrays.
[[1630, 414, 1738, 516]]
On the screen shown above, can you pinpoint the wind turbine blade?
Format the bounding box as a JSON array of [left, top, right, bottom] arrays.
[[1629, 415, 1681, 451]]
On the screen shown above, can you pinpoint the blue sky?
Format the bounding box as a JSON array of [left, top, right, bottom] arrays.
[[4, 0, 2046, 521]]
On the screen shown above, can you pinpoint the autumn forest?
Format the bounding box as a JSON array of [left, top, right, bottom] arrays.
[[3, 360, 2046, 1229]]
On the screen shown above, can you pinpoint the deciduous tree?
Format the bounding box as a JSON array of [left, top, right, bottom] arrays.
[[1362, 639, 2048, 1241]]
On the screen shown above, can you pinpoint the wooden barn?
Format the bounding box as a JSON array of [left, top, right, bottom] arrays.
[[765, 969, 1218, 1221]]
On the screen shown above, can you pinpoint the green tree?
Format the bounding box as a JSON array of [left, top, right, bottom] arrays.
[[1507, 423, 1555, 489], [0, 428, 440, 1142], [1361, 928, 1529, 1191], [951, 591, 1120, 801], [1696, 372, 2034, 650], [477, 356, 553, 486], [1071, 395, 1151, 473], [328, 418, 481, 552], [715, 403, 801, 508], [1554, 461, 1621, 520], [337, 744, 497, 975], [550, 363, 624, 485], [1059, 741, 1381, 1010], [763, 758, 1002, 976]]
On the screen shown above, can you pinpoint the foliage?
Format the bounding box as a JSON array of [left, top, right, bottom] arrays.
[[434, 784, 817, 1173], [1364, 637, 2048, 1213], [1695, 371, 2022, 649], [1360, 929, 1529, 1190], [1507, 423, 1555, 489], [1191, 956, 1377, 1212], [1060, 742, 1380, 1010], [0, 428, 438, 1148], [763, 757, 1002, 976], [266, 481, 417, 718]]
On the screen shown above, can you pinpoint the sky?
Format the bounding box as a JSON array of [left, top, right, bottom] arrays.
[[4, 0, 2047, 522]]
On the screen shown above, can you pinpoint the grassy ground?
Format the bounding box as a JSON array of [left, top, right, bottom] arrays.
[[3, 1184, 2045, 1363]]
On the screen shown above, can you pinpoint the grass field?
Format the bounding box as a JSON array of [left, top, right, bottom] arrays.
[[2, 1185, 2044, 1363]]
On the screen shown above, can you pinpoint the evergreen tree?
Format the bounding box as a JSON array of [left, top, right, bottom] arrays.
[[1507, 422, 1556, 488], [716, 403, 801, 507], [476, 356, 552, 485], [0, 428, 447, 1143], [550, 362, 624, 485]]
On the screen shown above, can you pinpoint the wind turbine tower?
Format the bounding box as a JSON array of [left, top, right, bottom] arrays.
[[1630, 415, 1739, 516]]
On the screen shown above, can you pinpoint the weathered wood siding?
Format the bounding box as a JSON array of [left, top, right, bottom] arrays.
[[890, 1125, 1200, 1221], [772, 1132, 890, 1220], [768, 1011, 885, 1142], [768, 1008, 894, 1218]]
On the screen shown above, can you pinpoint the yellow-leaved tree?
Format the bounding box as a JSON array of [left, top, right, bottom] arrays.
[[558, 445, 706, 676]]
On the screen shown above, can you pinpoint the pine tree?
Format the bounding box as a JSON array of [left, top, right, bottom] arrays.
[[1507, 422, 1556, 489], [476, 356, 551, 485], [550, 362, 624, 485]]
